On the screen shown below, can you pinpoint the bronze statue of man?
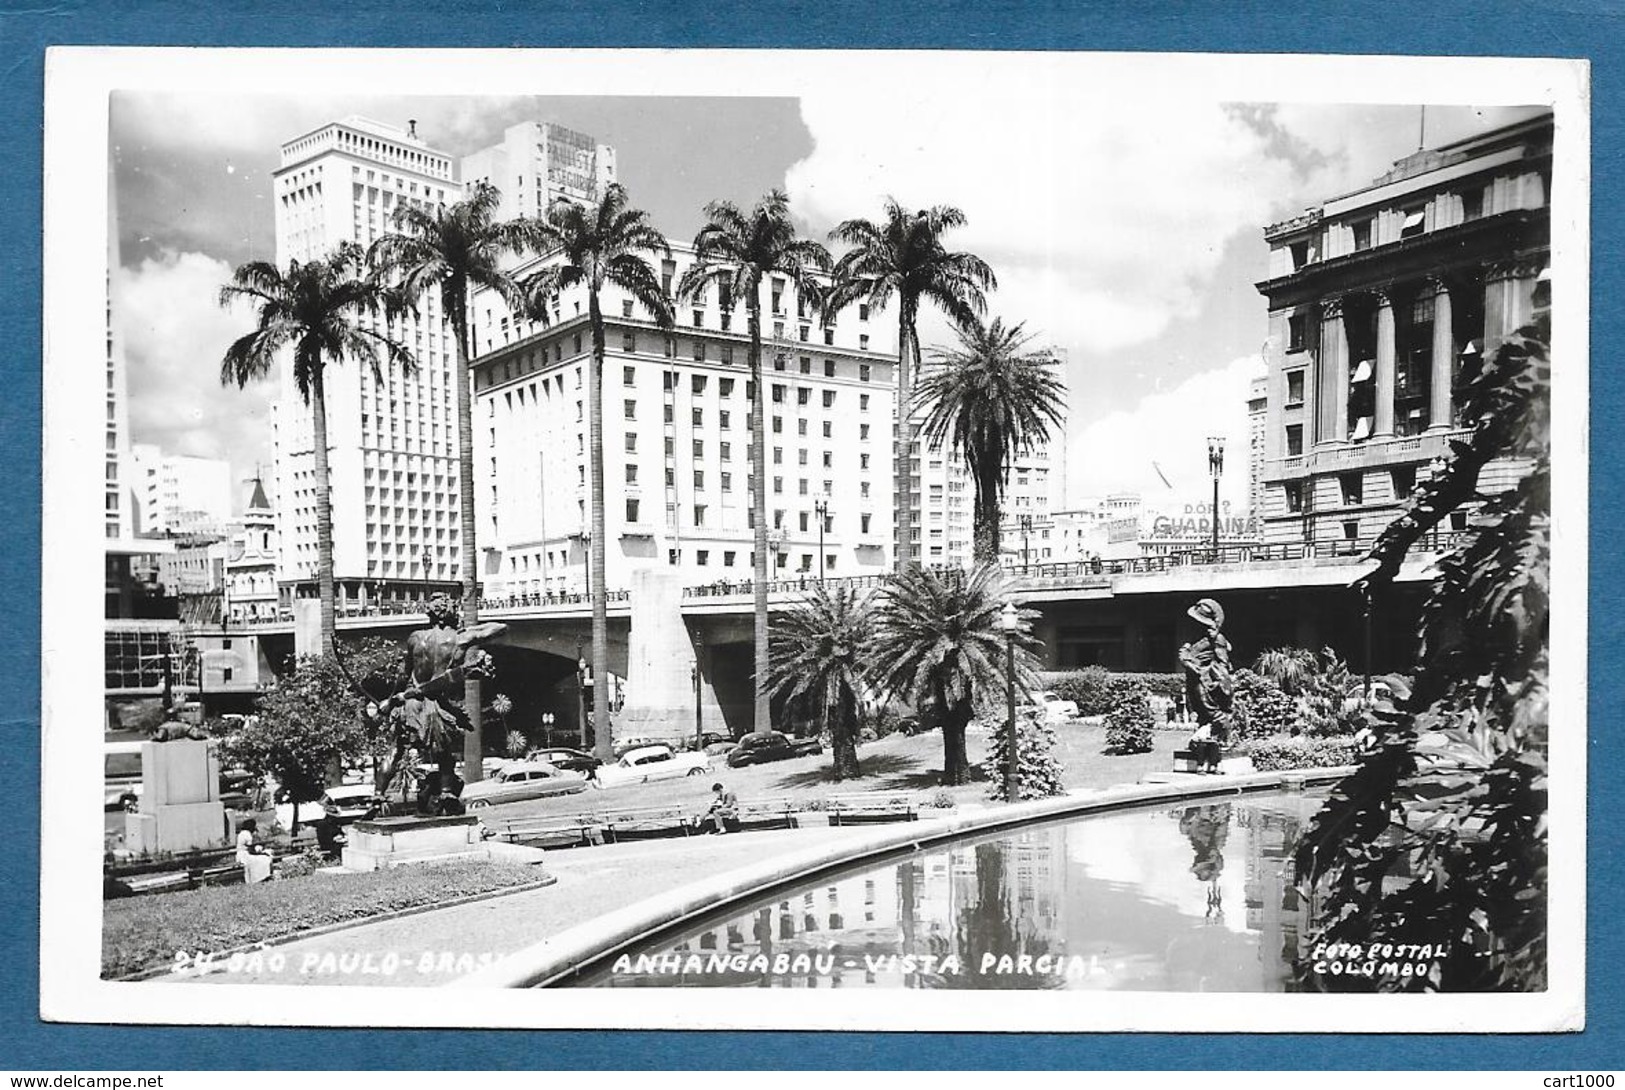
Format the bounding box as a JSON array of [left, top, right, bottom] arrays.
[[1178, 597, 1234, 775], [368, 594, 508, 814]]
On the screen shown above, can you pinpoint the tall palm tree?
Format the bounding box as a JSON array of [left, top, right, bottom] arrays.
[[524, 183, 674, 763], [870, 564, 1039, 785], [218, 241, 412, 655], [677, 190, 832, 735], [826, 201, 996, 570], [367, 180, 539, 783], [915, 317, 1067, 565], [766, 582, 874, 778]]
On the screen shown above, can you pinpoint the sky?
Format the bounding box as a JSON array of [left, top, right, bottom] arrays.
[[109, 88, 1546, 516]]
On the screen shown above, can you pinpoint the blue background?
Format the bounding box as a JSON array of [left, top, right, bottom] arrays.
[[2, 0, 1616, 1070]]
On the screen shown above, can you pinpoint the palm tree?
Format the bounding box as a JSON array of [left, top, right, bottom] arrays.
[[870, 564, 1039, 785], [915, 317, 1066, 565], [367, 180, 539, 783], [218, 241, 412, 655], [677, 190, 832, 735], [524, 184, 674, 763], [826, 201, 995, 570], [766, 582, 873, 778]]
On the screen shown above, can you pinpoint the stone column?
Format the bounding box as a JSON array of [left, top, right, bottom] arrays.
[[1428, 277, 1455, 431], [1373, 289, 1397, 438], [1319, 298, 1349, 445]]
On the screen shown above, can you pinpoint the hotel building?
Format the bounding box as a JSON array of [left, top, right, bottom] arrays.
[[1254, 111, 1550, 547], [460, 120, 617, 220], [466, 245, 898, 595]]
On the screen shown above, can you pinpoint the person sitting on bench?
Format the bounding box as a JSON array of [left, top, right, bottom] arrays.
[[700, 782, 738, 834]]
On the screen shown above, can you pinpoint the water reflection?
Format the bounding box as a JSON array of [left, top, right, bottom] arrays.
[[576, 792, 1324, 991]]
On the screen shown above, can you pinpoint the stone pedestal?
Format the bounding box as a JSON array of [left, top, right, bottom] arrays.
[[341, 815, 490, 872], [125, 739, 227, 855]]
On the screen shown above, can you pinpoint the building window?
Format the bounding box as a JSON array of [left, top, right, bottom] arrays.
[[798, 511, 809, 532], [798, 479, 809, 496], [665, 437, 675, 456], [696, 549, 709, 566], [860, 423, 870, 440], [626, 498, 640, 522], [692, 375, 707, 395], [824, 359, 836, 377], [693, 341, 705, 362], [822, 451, 833, 468], [624, 400, 636, 420], [1285, 424, 1304, 457], [692, 439, 704, 459], [799, 357, 811, 374], [797, 419, 808, 437], [721, 472, 732, 492], [720, 410, 731, 430], [860, 453, 870, 470], [772, 384, 785, 404], [622, 332, 637, 353], [622, 299, 634, 318], [860, 513, 872, 533], [720, 378, 734, 396], [692, 408, 704, 427], [774, 355, 786, 372], [1400, 204, 1427, 239], [1283, 482, 1303, 513], [1462, 188, 1484, 222], [665, 467, 676, 487], [693, 470, 705, 489], [693, 504, 706, 526], [822, 421, 833, 439], [1287, 314, 1307, 353], [625, 464, 638, 484], [720, 441, 732, 460], [1289, 239, 1310, 270], [797, 449, 808, 466], [797, 387, 810, 406], [1391, 465, 1417, 499], [823, 328, 834, 346], [1352, 218, 1373, 252], [1286, 370, 1305, 406], [664, 404, 674, 424], [623, 365, 636, 386], [772, 416, 783, 434], [822, 390, 836, 408], [1340, 472, 1364, 506], [723, 551, 736, 567], [774, 447, 783, 465]]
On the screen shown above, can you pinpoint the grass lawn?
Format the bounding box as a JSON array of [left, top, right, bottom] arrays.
[[476, 721, 1188, 827], [102, 857, 543, 979]]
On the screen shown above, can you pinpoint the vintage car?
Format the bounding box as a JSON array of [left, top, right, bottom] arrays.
[[594, 745, 711, 788], [460, 760, 590, 809], [725, 731, 824, 768]]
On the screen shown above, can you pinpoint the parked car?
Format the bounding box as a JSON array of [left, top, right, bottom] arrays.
[[461, 760, 590, 809], [319, 784, 382, 825], [1020, 690, 1080, 723], [684, 730, 734, 752], [104, 741, 144, 811], [725, 731, 824, 768], [611, 735, 666, 758], [595, 745, 711, 788], [526, 746, 603, 775], [219, 767, 263, 812]]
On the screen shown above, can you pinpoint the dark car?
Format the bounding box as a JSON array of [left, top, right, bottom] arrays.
[[726, 731, 824, 768], [528, 747, 603, 775]]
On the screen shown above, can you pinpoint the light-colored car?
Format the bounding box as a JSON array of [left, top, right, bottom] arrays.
[[1021, 690, 1080, 723], [319, 784, 382, 825], [460, 760, 589, 809], [595, 745, 711, 788], [104, 741, 144, 811], [611, 735, 666, 758]]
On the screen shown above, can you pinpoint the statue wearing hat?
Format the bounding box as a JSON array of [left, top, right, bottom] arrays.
[[1178, 597, 1234, 774]]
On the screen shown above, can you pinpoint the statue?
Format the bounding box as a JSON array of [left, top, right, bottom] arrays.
[[367, 594, 508, 815], [1178, 597, 1234, 775]]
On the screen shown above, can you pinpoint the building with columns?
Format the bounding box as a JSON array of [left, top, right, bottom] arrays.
[[1253, 111, 1550, 547]]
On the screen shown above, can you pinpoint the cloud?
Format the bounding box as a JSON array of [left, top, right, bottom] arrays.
[[116, 250, 274, 507], [1064, 355, 1263, 512], [786, 84, 1302, 356]]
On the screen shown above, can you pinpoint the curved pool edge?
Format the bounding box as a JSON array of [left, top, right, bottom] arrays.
[[449, 766, 1353, 989]]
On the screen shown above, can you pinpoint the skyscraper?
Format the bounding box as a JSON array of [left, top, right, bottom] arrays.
[[460, 121, 618, 220], [270, 116, 462, 607]]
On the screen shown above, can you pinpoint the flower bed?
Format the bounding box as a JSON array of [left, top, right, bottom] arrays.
[[102, 857, 543, 979], [1243, 736, 1361, 772]]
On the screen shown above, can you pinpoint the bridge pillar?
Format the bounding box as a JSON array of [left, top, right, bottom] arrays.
[[293, 599, 321, 659], [616, 568, 724, 745]]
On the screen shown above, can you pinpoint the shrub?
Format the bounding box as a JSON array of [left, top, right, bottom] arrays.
[[927, 790, 957, 809], [1252, 647, 1320, 695], [1231, 669, 1299, 741], [272, 844, 327, 881], [1044, 667, 1111, 715], [1104, 678, 1155, 755], [1245, 736, 1360, 771], [983, 714, 1067, 801]]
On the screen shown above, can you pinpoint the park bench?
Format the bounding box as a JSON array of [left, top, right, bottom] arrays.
[[826, 793, 918, 826], [600, 805, 697, 842], [487, 814, 604, 851], [729, 796, 797, 832]]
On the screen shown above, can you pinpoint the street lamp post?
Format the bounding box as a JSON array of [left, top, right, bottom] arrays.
[[814, 499, 829, 585], [575, 646, 589, 749], [1206, 436, 1226, 561], [692, 660, 703, 752], [769, 528, 786, 583], [1019, 514, 1033, 572], [999, 600, 1020, 802], [421, 548, 432, 593]]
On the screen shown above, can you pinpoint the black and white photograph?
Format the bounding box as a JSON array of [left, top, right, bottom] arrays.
[[40, 48, 1588, 1031]]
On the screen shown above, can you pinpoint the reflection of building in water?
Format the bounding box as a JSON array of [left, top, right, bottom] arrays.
[[1236, 798, 1323, 988], [609, 828, 1066, 989]]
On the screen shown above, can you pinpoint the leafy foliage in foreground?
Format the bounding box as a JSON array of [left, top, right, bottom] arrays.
[[1295, 314, 1550, 992], [102, 858, 542, 979], [982, 715, 1067, 801], [1104, 677, 1155, 755]]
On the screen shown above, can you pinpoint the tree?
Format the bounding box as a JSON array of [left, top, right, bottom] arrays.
[[914, 317, 1066, 564], [677, 190, 832, 734], [766, 582, 873, 779], [870, 564, 1038, 785], [218, 242, 413, 655], [224, 637, 402, 834], [1295, 312, 1551, 992], [525, 183, 674, 762], [826, 200, 996, 570], [368, 181, 539, 782]]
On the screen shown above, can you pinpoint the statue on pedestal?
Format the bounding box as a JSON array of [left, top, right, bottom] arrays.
[[367, 594, 508, 815], [1178, 597, 1234, 775]]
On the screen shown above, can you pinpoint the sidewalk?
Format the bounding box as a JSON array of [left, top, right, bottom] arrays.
[[163, 824, 882, 988]]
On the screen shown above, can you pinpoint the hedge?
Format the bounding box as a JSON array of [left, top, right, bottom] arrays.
[[1040, 669, 1182, 716], [1244, 736, 1361, 771]]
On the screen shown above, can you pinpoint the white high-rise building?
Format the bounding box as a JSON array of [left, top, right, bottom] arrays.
[[106, 169, 131, 542], [467, 244, 898, 595], [128, 444, 233, 537], [460, 121, 618, 220], [270, 116, 463, 606]]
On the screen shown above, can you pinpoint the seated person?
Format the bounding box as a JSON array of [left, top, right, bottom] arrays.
[[235, 818, 273, 884], [700, 782, 739, 834]]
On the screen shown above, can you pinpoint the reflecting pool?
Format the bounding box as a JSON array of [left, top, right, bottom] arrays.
[[570, 791, 1328, 991]]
